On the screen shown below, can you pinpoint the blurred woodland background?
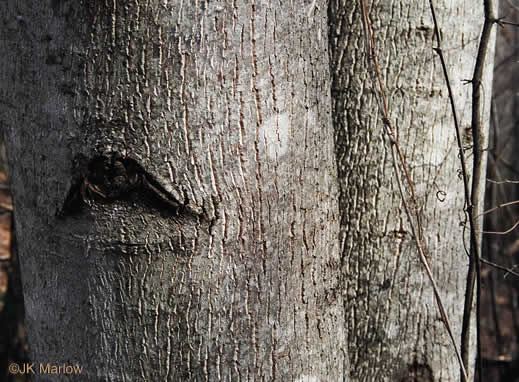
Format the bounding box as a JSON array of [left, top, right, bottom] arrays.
[[479, 1, 519, 381], [3, 1, 519, 381]]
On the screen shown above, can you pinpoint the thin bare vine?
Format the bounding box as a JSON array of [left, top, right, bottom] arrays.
[[480, 257, 519, 279]]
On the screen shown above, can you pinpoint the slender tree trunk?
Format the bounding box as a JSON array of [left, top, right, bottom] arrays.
[[328, 1, 494, 381], [0, 1, 346, 380]]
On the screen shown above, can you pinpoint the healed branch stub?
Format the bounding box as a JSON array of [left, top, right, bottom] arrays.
[[0, 1, 346, 381], [59, 153, 204, 219]]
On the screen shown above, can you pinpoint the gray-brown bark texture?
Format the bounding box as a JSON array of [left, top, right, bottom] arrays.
[[0, 1, 346, 381], [328, 1, 494, 381]]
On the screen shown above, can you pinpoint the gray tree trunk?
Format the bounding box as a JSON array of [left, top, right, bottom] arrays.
[[329, 1, 494, 381], [0, 1, 346, 381]]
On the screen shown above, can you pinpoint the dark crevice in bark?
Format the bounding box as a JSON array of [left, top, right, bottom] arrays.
[[58, 153, 205, 220]]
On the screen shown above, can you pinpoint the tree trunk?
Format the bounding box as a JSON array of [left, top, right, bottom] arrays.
[[0, 1, 346, 380], [329, 1, 494, 381]]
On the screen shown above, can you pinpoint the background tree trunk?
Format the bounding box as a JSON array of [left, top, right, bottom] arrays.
[[0, 1, 346, 380], [329, 1, 494, 381]]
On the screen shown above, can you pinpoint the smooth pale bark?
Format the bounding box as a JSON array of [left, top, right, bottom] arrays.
[[329, 1, 494, 381], [0, 1, 346, 380]]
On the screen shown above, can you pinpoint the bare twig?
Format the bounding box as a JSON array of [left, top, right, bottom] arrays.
[[360, 2, 469, 381], [476, 199, 519, 218], [481, 257, 519, 278], [495, 18, 519, 27], [482, 219, 519, 235], [506, 0, 519, 13], [487, 178, 519, 184]]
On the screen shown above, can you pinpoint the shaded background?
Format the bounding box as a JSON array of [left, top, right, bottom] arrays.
[[0, 140, 28, 382], [479, 1, 519, 381]]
